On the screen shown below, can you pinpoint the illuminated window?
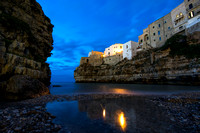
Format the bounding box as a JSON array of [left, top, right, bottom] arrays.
[[189, 11, 194, 18], [176, 14, 179, 18], [180, 12, 183, 16], [120, 46, 122, 49]]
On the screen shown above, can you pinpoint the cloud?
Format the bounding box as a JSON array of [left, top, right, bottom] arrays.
[[37, 0, 184, 82]]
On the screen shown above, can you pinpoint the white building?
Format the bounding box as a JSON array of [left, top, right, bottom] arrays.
[[104, 43, 123, 57], [186, 14, 200, 29], [123, 41, 139, 60]]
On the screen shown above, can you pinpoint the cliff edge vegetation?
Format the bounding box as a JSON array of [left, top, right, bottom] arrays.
[[0, 0, 54, 100]]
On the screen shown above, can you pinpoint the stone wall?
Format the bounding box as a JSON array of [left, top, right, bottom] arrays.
[[80, 51, 103, 66], [0, 0, 53, 100], [103, 53, 123, 66]]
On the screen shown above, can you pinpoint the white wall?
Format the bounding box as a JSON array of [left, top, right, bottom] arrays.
[[104, 44, 123, 57], [186, 14, 200, 28], [123, 41, 139, 60]]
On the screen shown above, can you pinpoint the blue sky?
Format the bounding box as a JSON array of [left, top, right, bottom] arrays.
[[36, 0, 183, 82]]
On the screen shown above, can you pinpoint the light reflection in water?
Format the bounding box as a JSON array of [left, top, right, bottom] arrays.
[[103, 109, 106, 119], [112, 88, 134, 94], [118, 112, 126, 131]]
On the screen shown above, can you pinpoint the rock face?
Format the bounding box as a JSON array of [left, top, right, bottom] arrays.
[[0, 0, 53, 100], [74, 44, 200, 85]]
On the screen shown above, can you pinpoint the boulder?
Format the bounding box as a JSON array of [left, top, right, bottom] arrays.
[[5, 75, 50, 100]]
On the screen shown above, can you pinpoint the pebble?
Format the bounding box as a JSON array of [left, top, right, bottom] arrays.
[[0, 93, 199, 132]]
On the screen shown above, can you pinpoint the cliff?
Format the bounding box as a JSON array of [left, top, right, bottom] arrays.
[[0, 0, 53, 100], [74, 34, 200, 85]]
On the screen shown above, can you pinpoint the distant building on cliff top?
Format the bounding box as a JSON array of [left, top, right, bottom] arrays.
[[123, 41, 139, 60], [80, 51, 103, 66], [79, 0, 200, 66], [139, 0, 200, 50], [104, 43, 123, 57]]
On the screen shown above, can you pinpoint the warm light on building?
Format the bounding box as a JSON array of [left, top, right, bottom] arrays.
[[118, 112, 126, 131], [104, 43, 123, 57]]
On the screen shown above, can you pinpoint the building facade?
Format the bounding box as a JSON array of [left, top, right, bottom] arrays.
[[184, 0, 200, 19], [139, 1, 200, 50], [123, 41, 139, 60], [104, 44, 123, 57], [103, 53, 123, 66], [140, 13, 174, 49], [80, 51, 103, 66], [171, 2, 188, 34]]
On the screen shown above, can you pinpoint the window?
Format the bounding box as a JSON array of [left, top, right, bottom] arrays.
[[180, 12, 183, 16], [179, 26, 183, 30], [158, 31, 160, 35], [189, 4, 193, 9], [154, 39, 156, 42], [168, 27, 171, 30], [158, 24, 161, 27], [189, 11, 194, 18], [108, 52, 110, 55], [140, 40, 143, 43], [159, 37, 161, 41], [153, 26, 155, 28], [166, 35, 168, 37], [120, 46, 122, 49], [176, 14, 179, 18], [147, 37, 149, 40], [153, 33, 156, 36], [126, 45, 128, 49], [164, 21, 167, 23]]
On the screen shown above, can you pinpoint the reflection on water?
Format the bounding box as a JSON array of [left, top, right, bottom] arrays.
[[46, 97, 176, 133], [50, 82, 200, 95], [103, 109, 106, 119], [118, 112, 126, 131]]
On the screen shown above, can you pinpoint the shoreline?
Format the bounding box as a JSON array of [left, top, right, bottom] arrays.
[[0, 92, 199, 132]]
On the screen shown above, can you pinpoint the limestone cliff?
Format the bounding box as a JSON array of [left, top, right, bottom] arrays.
[[74, 34, 200, 85], [0, 0, 53, 100]]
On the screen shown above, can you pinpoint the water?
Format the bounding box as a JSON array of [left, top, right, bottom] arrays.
[[50, 82, 200, 95], [47, 83, 200, 132]]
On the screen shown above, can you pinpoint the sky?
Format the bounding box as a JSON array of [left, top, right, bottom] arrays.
[[36, 0, 183, 82]]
